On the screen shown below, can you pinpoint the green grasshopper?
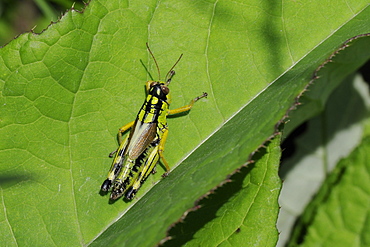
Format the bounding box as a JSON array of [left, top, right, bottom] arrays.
[[101, 44, 207, 200]]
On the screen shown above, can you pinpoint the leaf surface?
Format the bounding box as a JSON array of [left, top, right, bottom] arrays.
[[0, 0, 369, 246]]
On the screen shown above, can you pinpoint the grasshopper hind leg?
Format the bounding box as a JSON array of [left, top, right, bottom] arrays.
[[125, 187, 138, 200], [101, 179, 112, 192], [101, 122, 134, 193]]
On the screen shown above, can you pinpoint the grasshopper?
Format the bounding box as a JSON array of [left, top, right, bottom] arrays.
[[101, 44, 207, 200]]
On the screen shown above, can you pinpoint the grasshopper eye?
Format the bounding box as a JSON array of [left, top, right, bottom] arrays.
[[150, 81, 157, 88], [161, 85, 169, 95]]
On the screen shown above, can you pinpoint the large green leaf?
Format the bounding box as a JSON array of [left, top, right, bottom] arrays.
[[0, 0, 369, 246], [161, 133, 282, 246]]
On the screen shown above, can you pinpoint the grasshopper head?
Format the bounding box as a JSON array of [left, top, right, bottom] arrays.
[[146, 69, 174, 103], [148, 81, 170, 100]]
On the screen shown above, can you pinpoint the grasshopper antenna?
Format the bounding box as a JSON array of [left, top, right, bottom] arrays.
[[165, 53, 183, 84], [146, 43, 161, 80]]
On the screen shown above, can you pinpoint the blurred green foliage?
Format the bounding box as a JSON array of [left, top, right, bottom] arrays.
[[0, 0, 84, 46]]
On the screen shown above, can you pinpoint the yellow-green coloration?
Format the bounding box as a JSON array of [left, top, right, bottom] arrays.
[[101, 44, 208, 201]]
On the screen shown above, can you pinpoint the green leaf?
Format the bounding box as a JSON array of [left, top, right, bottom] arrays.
[[278, 73, 370, 246], [284, 34, 370, 135], [162, 133, 282, 246], [0, 0, 370, 246], [287, 123, 370, 247]]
